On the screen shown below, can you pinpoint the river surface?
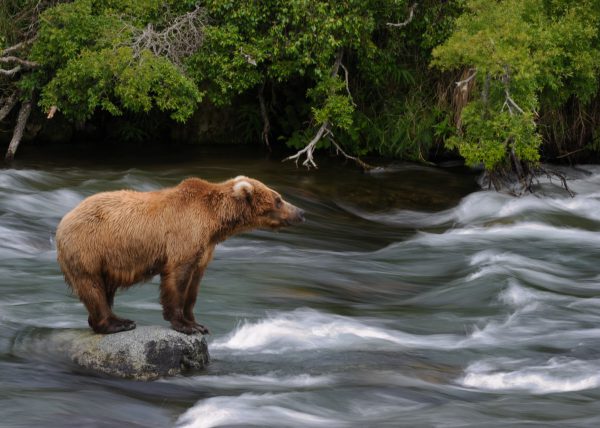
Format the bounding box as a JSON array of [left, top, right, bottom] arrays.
[[1, 149, 600, 427]]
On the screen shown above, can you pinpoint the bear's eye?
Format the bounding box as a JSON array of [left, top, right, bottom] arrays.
[[275, 197, 283, 209]]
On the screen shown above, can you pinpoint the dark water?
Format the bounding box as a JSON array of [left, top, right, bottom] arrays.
[[2, 150, 600, 427]]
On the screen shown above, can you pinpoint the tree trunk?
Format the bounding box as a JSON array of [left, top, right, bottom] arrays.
[[5, 99, 32, 161], [0, 92, 18, 122], [258, 82, 271, 149]]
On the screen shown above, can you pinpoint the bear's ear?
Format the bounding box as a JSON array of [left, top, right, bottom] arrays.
[[232, 179, 254, 202]]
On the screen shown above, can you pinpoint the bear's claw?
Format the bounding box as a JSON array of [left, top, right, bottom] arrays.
[[106, 319, 136, 333], [90, 317, 137, 334], [171, 321, 210, 335], [193, 323, 210, 335]]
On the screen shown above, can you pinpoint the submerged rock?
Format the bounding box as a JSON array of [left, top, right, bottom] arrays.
[[52, 326, 209, 380]]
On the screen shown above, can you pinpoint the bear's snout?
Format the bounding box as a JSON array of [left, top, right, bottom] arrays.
[[284, 203, 305, 225], [271, 202, 305, 228], [294, 207, 305, 223]]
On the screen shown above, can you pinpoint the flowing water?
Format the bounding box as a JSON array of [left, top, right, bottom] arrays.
[[1, 149, 600, 427]]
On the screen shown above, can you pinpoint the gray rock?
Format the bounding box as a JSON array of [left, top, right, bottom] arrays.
[[52, 326, 209, 380]]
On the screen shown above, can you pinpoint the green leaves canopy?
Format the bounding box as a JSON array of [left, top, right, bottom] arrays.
[[30, 0, 202, 122], [432, 0, 600, 171]]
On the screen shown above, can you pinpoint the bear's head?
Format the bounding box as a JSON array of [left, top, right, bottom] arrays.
[[230, 176, 305, 230]]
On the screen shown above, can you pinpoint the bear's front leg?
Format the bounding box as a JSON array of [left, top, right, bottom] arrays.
[[182, 266, 209, 335], [160, 265, 207, 335]]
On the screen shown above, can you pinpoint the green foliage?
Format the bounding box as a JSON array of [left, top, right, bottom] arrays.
[[359, 93, 445, 161], [5, 0, 600, 170], [187, 0, 380, 144], [40, 48, 200, 122], [432, 0, 600, 172], [446, 102, 540, 169], [30, 0, 124, 69], [23, 0, 202, 123]]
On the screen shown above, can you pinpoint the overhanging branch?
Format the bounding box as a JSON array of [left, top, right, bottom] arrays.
[[327, 134, 374, 171], [456, 68, 477, 90], [339, 63, 356, 107], [1, 39, 35, 56], [130, 5, 206, 66], [283, 50, 344, 169], [387, 3, 418, 28], [0, 65, 22, 76], [0, 56, 38, 68], [283, 49, 372, 170], [283, 121, 329, 169]]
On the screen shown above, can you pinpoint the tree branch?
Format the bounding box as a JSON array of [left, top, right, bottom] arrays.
[[1, 39, 35, 56], [130, 6, 206, 67], [283, 121, 329, 169], [283, 50, 372, 170], [500, 65, 524, 116], [0, 65, 22, 76], [327, 134, 374, 171], [0, 56, 38, 68], [387, 3, 418, 28], [504, 92, 525, 115], [283, 50, 345, 168], [46, 105, 58, 119], [456, 68, 477, 90], [339, 63, 356, 107]]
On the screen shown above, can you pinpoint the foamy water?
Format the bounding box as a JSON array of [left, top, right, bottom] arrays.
[[461, 357, 600, 393], [2, 158, 600, 427]]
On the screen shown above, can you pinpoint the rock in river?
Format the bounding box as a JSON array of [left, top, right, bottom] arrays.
[[52, 326, 209, 380]]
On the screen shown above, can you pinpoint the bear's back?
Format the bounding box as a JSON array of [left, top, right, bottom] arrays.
[[55, 182, 216, 279]]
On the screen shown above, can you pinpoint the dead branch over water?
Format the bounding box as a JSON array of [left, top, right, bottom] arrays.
[[130, 6, 206, 67]]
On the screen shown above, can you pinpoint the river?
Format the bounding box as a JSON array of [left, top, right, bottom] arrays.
[[1, 149, 600, 427]]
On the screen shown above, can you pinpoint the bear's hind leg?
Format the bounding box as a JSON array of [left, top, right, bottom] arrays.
[[76, 277, 135, 334]]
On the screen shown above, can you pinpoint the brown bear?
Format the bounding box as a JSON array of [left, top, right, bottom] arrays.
[[56, 176, 304, 335]]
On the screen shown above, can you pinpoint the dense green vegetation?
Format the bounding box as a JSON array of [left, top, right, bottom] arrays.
[[1, 0, 600, 184]]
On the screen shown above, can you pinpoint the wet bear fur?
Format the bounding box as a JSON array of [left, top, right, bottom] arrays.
[[56, 176, 304, 334]]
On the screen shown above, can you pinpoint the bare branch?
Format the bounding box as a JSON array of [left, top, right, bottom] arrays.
[[387, 3, 418, 28], [327, 135, 374, 171], [0, 56, 38, 68], [283, 49, 373, 170], [330, 50, 344, 80], [536, 166, 574, 197], [1, 39, 35, 56], [46, 105, 58, 119], [0, 65, 22, 76], [5, 99, 32, 161], [456, 68, 477, 90], [130, 6, 207, 66], [0, 41, 38, 79], [339, 63, 356, 107], [500, 65, 525, 116], [283, 121, 329, 169], [283, 50, 345, 168], [555, 147, 587, 159], [240, 48, 257, 66], [504, 92, 525, 115]]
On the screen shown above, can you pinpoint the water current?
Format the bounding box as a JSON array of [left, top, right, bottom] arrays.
[[1, 149, 600, 427]]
